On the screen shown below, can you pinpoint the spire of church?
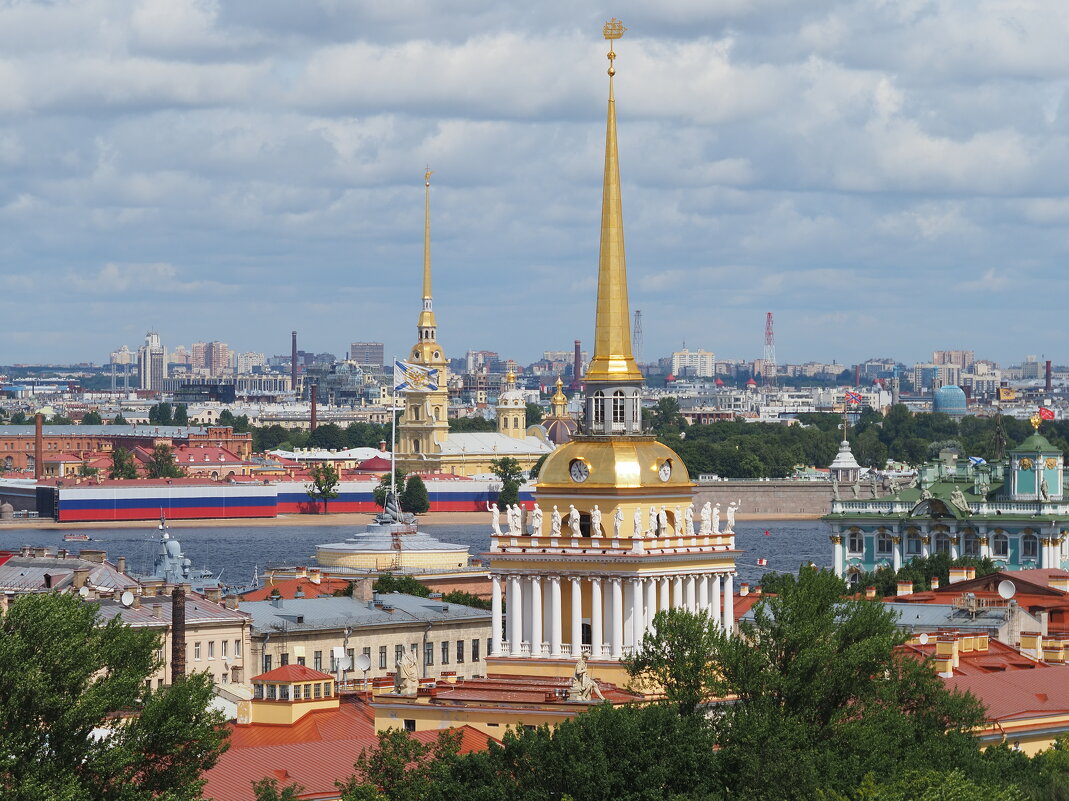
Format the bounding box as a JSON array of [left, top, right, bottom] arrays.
[[418, 169, 437, 337], [585, 19, 642, 384], [550, 376, 568, 417]]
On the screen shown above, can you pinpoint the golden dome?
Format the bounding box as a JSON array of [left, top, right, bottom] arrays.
[[506, 370, 516, 383], [537, 437, 692, 491]]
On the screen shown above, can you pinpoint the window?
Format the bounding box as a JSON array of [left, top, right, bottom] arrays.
[[361, 646, 370, 667], [441, 641, 450, 665], [263, 654, 272, 672], [349, 648, 357, 672], [472, 639, 481, 662], [395, 645, 405, 664], [296, 656, 305, 666], [404, 719, 416, 733], [324, 682, 332, 697], [208, 641, 215, 659], [456, 640, 465, 664], [280, 652, 289, 667], [194, 642, 201, 661], [593, 391, 605, 426], [425, 641, 434, 667], [612, 391, 625, 426], [221, 640, 228, 659], [304, 684, 311, 698], [1023, 534, 1039, 559], [279, 684, 290, 701], [993, 533, 1009, 558], [379, 646, 388, 669], [292, 684, 301, 700], [876, 532, 892, 555], [313, 650, 322, 671], [234, 639, 241, 657], [313, 683, 321, 699], [847, 531, 863, 554], [934, 533, 950, 554], [267, 684, 277, 700], [254, 684, 264, 699], [906, 535, 922, 555], [963, 533, 980, 556]]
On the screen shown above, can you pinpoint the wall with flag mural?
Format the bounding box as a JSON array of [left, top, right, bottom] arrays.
[[694, 481, 834, 517]]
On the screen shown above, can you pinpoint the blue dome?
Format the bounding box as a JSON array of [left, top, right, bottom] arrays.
[[933, 385, 967, 416]]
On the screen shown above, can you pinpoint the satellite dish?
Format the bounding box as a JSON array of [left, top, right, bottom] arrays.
[[998, 580, 1017, 600], [78, 586, 89, 598], [355, 654, 372, 672], [120, 591, 134, 607], [918, 633, 929, 645]]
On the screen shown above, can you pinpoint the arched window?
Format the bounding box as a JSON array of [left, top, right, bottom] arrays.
[[934, 533, 951, 554], [848, 530, 863, 554], [412, 439, 421, 454], [993, 532, 1009, 558], [592, 391, 605, 426], [3, 456, 11, 470], [612, 391, 625, 427], [1023, 533, 1039, 559], [963, 531, 980, 556], [876, 531, 893, 555], [906, 533, 922, 555]]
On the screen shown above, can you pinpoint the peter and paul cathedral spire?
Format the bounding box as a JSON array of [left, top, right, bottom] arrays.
[[418, 168, 437, 341]]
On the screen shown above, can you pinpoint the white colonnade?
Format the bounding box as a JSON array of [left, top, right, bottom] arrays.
[[490, 570, 738, 659]]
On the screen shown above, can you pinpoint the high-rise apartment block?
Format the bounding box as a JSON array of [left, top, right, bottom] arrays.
[[137, 332, 167, 391], [349, 342, 385, 366], [671, 348, 715, 377], [932, 350, 974, 370]]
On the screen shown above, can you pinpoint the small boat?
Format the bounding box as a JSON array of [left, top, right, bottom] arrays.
[[63, 533, 91, 542]]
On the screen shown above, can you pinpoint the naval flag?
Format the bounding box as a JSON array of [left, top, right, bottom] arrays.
[[757, 558, 769, 566], [845, 391, 863, 404], [393, 360, 439, 393], [1040, 407, 1056, 421]]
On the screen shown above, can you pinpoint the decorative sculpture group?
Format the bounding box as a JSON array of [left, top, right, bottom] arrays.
[[487, 501, 525, 536], [393, 650, 419, 696], [568, 653, 605, 702]]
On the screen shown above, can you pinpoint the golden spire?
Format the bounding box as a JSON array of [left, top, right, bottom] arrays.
[[418, 168, 436, 332], [585, 18, 642, 384]]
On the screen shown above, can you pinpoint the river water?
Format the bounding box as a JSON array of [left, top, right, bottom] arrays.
[[0, 519, 830, 589]]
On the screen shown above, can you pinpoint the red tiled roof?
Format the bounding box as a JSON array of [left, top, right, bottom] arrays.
[[949, 665, 1069, 721], [241, 576, 350, 601], [897, 639, 1046, 676], [253, 664, 335, 683], [357, 456, 392, 471]]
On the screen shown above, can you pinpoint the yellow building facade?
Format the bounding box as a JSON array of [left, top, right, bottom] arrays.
[[486, 22, 740, 686]]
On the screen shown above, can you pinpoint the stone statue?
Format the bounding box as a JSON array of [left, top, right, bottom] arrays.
[[657, 506, 669, 537], [712, 503, 721, 535], [920, 487, 933, 501], [567, 653, 605, 702], [511, 504, 523, 535], [504, 504, 516, 536], [613, 506, 623, 538], [949, 488, 971, 514], [870, 477, 878, 499], [590, 505, 602, 537], [394, 650, 419, 696], [530, 503, 543, 536], [673, 505, 683, 536], [832, 478, 841, 501], [1041, 476, 1051, 502], [684, 503, 695, 537], [851, 481, 861, 499], [487, 500, 503, 536], [551, 505, 562, 537], [568, 504, 581, 538], [648, 506, 658, 537], [633, 507, 642, 538], [725, 501, 737, 533], [700, 501, 712, 535]]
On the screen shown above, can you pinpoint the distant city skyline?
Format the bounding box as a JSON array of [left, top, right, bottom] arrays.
[[2, 3, 1068, 366]]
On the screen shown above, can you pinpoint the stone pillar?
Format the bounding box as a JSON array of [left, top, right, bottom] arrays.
[[831, 535, 844, 578], [611, 578, 623, 659], [660, 577, 670, 612], [631, 578, 645, 649], [623, 579, 635, 649], [685, 575, 696, 612], [549, 576, 562, 657], [673, 576, 684, 608], [949, 536, 959, 561], [979, 534, 990, 560], [530, 576, 543, 656], [570, 576, 582, 657], [711, 574, 722, 628], [1041, 539, 1050, 569], [645, 578, 658, 633], [509, 575, 523, 656], [491, 574, 503, 657], [891, 537, 903, 571], [591, 577, 603, 659], [921, 536, 930, 559], [698, 574, 710, 615], [723, 573, 735, 633]]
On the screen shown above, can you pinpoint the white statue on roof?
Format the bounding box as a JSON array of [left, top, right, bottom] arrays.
[[700, 501, 712, 536], [590, 505, 602, 538], [394, 650, 419, 696], [568, 504, 581, 538], [567, 653, 605, 702], [613, 506, 624, 538], [684, 503, 695, 537], [530, 503, 543, 536], [712, 503, 721, 535], [487, 501, 502, 536], [551, 505, 562, 537]]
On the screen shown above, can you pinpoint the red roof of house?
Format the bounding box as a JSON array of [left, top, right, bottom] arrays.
[[897, 638, 1046, 676], [949, 665, 1069, 722], [357, 455, 392, 471], [253, 664, 335, 683], [241, 576, 350, 601]]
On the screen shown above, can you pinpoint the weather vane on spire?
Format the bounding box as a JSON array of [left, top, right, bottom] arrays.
[[603, 17, 626, 76], [425, 167, 432, 186]]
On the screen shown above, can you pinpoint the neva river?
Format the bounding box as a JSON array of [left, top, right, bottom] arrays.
[[0, 519, 830, 589]]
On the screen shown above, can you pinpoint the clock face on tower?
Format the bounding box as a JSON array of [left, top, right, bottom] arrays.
[[658, 459, 672, 482], [569, 459, 590, 483]]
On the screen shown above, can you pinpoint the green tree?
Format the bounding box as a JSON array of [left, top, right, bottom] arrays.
[[308, 423, 346, 450], [440, 591, 491, 610], [624, 608, 720, 715], [81, 410, 103, 425], [9, 411, 27, 425], [0, 592, 228, 801], [173, 404, 188, 426], [647, 396, 685, 435], [78, 461, 99, 478], [112, 413, 128, 426], [525, 402, 544, 427], [401, 474, 430, 514], [48, 414, 73, 425], [827, 769, 1025, 801], [448, 416, 496, 432], [490, 457, 524, 508], [373, 573, 430, 597], [337, 728, 461, 801], [144, 444, 185, 479], [306, 463, 341, 513], [529, 453, 549, 478], [374, 469, 407, 508], [252, 777, 305, 801], [708, 567, 986, 799], [108, 447, 139, 480], [148, 402, 173, 426]]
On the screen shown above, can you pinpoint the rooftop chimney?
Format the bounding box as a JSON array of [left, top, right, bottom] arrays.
[[117, 556, 127, 574], [171, 585, 186, 680], [1047, 360, 1053, 393], [931, 576, 940, 590], [310, 383, 318, 432], [291, 330, 298, 391], [865, 586, 876, 600], [351, 578, 374, 603], [34, 413, 43, 481], [73, 568, 90, 589], [896, 580, 914, 597], [571, 339, 582, 391]]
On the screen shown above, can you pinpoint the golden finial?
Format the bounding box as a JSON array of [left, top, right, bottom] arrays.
[[603, 18, 626, 76], [425, 167, 433, 187], [1031, 413, 1042, 431]]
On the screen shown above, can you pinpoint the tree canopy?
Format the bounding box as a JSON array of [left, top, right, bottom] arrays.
[[108, 447, 139, 480], [0, 592, 228, 801], [306, 463, 341, 512], [401, 474, 430, 514], [144, 444, 184, 479]]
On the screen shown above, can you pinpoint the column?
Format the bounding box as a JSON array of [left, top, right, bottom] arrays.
[[660, 577, 670, 613], [570, 576, 582, 657], [673, 576, 684, 608], [722, 573, 735, 632], [1041, 539, 1050, 569], [711, 574, 722, 628], [979, 531, 990, 560], [698, 574, 710, 615], [509, 575, 523, 656], [623, 579, 635, 648], [611, 578, 623, 658], [685, 575, 696, 612], [645, 578, 658, 633], [831, 535, 844, 578], [530, 576, 543, 656], [921, 536, 931, 558], [591, 577, 603, 659], [550, 576, 563, 657], [949, 536, 959, 561], [491, 574, 503, 657], [891, 537, 903, 571], [631, 578, 645, 649]]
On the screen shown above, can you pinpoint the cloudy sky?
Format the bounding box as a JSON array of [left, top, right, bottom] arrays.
[[2, 0, 1069, 368]]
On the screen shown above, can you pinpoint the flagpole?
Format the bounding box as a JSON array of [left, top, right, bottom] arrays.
[[391, 356, 398, 501]]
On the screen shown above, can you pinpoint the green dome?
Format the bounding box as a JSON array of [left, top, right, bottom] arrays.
[[1013, 433, 1058, 453]]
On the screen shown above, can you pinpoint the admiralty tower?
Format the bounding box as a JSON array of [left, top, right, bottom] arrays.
[[486, 20, 741, 683]]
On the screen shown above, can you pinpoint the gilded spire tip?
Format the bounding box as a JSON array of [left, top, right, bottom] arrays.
[[603, 18, 625, 77], [425, 167, 432, 187]]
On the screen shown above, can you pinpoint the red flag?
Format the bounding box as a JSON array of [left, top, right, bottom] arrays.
[[1040, 407, 1055, 421], [757, 558, 768, 566], [764, 529, 771, 536]]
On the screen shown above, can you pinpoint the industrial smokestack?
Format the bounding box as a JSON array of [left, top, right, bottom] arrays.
[[291, 331, 298, 391], [571, 340, 582, 390], [310, 383, 318, 432], [34, 413, 43, 481], [171, 585, 186, 681], [854, 365, 860, 387], [1046, 360, 1053, 393]]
